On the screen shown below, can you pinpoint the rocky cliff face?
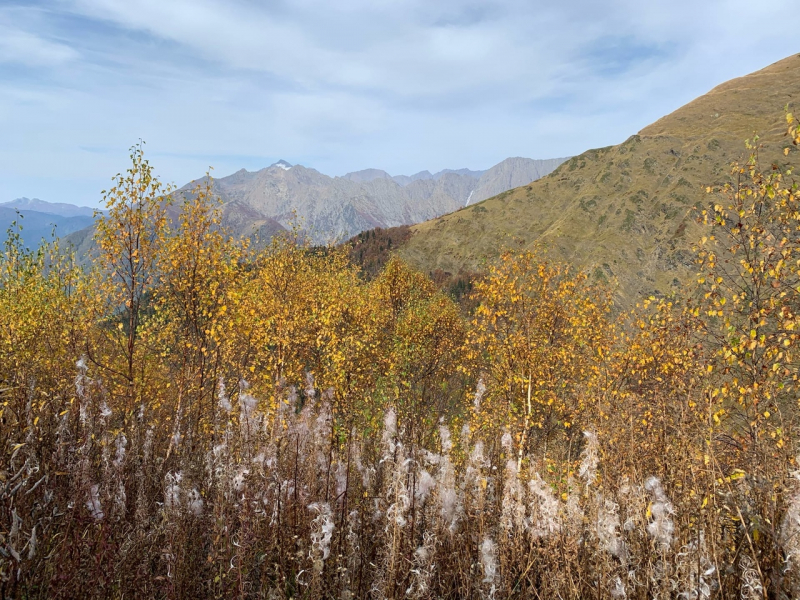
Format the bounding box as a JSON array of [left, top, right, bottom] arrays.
[[470, 157, 570, 204]]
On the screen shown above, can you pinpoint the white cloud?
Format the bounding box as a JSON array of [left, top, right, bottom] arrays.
[[0, 0, 798, 205], [0, 26, 79, 67]]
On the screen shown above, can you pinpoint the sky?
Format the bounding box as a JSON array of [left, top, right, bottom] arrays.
[[1, 0, 798, 208]]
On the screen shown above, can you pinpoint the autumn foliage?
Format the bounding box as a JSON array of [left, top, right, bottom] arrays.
[[3, 127, 800, 598]]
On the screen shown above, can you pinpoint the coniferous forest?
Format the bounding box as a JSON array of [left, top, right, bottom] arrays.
[[4, 118, 800, 598]]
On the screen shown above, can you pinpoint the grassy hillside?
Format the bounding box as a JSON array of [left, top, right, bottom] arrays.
[[397, 54, 800, 305]]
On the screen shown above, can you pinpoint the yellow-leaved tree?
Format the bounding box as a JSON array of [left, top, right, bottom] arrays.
[[696, 114, 800, 462], [153, 177, 248, 457], [467, 251, 613, 466], [90, 142, 171, 415]]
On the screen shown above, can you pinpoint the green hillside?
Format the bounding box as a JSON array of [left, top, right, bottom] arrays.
[[397, 54, 800, 305]]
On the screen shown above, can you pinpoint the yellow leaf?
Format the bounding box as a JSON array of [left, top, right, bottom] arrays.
[[730, 469, 746, 481]]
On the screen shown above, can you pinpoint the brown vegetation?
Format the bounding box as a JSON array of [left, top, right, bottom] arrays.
[[346, 225, 412, 279]]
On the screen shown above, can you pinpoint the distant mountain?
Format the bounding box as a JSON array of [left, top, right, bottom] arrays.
[[0, 197, 96, 218], [0, 206, 94, 249], [391, 54, 800, 306], [345, 167, 488, 186], [468, 157, 569, 205], [342, 169, 393, 183], [178, 157, 568, 245]]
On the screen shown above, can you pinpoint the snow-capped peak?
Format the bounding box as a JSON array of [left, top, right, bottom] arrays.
[[271, 160, 292, 170]]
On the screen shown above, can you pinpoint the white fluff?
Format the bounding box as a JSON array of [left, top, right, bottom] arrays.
[[439, 424, 452, 454], [676, 531, 715, 600], [217, 377, 232, 412], [473, 378, 486, 411], [579, 430, 599, 487], [382, 408, 397, 455], [644, 476, 674, 550], [309, 502, 335, 570], [386, 454, 411, 529], [405, 531, 437, 599], [86, 484, 104, 521], [501, 459, 526, 534], [99, 401, 112, 418], [113, 433, 127, 468], [781, 456, 800, 568], [480, 536, 498, 598], [233, 468, 249, 493], [500, 430, 513, 452], [611, 576, 626, 599], [186, 488, 204, 516], [597, 497, 627, 561], [415, 469, 436, 503], [438, 449, 461, 534], [528, 473, 561, 538], [164, 471, 182, 511]]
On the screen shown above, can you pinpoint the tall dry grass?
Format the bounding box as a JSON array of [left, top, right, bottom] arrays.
[[2, 349, 799, 598]]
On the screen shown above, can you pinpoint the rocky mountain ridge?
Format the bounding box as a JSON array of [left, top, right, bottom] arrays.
[[179, 156, 569, 244]]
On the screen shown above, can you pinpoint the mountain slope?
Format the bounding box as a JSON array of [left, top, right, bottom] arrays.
[[396, 54, 800, 305]]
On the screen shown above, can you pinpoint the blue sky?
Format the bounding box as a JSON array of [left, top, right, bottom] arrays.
[[1, 0, 798, 207]]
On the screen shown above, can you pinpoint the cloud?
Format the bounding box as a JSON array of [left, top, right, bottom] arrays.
[[0, 25, 79, 67], [0, 0, 798, 206]]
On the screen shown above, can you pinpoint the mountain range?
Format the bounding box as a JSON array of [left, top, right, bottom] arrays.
[[385, 53, 800, 305], [3, 157, 566, 253], [177, 156, 568, 245], [0, 198, 95, 248]]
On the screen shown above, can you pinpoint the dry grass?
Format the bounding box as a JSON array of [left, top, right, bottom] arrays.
[[2, 329, 799, 598]]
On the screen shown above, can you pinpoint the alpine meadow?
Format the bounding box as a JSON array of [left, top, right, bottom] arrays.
[[5, 22, 800, 600]]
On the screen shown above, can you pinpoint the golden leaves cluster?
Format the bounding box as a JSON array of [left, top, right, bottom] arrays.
[[696, 140, 800, 456]]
